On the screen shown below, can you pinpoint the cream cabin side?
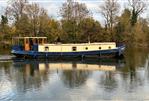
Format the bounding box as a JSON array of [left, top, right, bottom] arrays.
[[38, 42, 116, 52]]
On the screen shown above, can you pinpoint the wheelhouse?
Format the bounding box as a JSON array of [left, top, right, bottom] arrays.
[[12, 37, 47, 51]]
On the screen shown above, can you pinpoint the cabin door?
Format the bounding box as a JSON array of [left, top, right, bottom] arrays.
[[24, 38, 30, 51]]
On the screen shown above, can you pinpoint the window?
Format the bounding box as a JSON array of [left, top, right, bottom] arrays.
[[85, 47, 88, 50], [39, 39, 42, 44], [72, 47, 77, 51], [109, 46, 111, 49], [44, 39, 47, 43], [45, 47, 49, 51], [35, 39, 38, 44], [19, 39, 24, 45], [99, 47, 101, 49], [26, 38, 29, 44]]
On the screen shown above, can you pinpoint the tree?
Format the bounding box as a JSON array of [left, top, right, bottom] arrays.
[[6, 0, 51, 37], [60, 0, 91, 43], [0, 15, 8, 34], [6, 0, 29, 36], [38, 13, 50, 36], [115, 8, 149, 46], [131, 18, 149, 46], [14, 14, 31, 36], [25, 3, 48, 36], [78, 18, 103, 42], [128, 0, 146, 26], [61, 19, 77, 43], [47, 19, 61, 42], [0, 15, 12, 42], [6, 0, 27, 21], [1, 15, 8, 26], [60, 0, 90, 23], [99, 0, 120, 40], [114, 9, 131, 42]]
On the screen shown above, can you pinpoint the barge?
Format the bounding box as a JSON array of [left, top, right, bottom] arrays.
[[11, 37, 125, 58]]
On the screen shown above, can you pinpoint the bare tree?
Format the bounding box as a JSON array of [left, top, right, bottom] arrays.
[[6, 0, 27, 21], [25, 3, 48, 36], [6, 0, 49, 36], [128, 0, 146, 26], [60, 0, 90, 43], [60, 0, 90, 23], [99, 0, 120, 40]]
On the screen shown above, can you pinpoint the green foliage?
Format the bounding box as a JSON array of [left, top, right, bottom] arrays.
[[78, 18, 103, 42], [61, 18, 105, 43], [114, 9, 131, 42], [0, 15, 12, 42], [61, 19, 78, 43], [15, 14, 31, 36], [47, 19, 61, 42], [0, 0, 149, 47], [115, 8, 149, 46]]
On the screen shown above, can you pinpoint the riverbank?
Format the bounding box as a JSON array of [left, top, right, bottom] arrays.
[[0, 45, 11, 55]]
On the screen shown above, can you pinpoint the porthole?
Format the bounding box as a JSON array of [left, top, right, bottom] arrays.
[[72, 47, 77, 51], [45, 47, 49, 51], [99, 47, 101, 49], [109, 46, 111, 49], [85, 47, 88, 50]]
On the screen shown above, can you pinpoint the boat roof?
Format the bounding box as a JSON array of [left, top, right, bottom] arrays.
[[44, 42, 116, 46], [12, 37, 47, 39]]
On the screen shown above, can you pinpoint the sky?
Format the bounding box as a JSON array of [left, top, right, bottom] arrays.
[[0, 0, 149, 24]]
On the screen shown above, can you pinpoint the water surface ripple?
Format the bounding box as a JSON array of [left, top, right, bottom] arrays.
[[0, 48, 149, 101]]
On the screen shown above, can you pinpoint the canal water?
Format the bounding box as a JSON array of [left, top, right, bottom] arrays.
[[0, 48, 149, 101]]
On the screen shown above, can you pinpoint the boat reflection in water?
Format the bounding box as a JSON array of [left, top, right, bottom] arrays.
[[13, 59, 125, 72], [12, 59, 125, 89], [38, 61, 116, 71]]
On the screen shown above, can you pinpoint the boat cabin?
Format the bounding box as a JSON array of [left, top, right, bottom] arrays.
[[12, 37, 47, 51]]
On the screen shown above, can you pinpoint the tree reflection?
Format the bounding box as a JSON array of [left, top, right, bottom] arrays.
[[14, 61, 49, 92], [60, 62, 91, 88], [99, 71, 117, 92], [117, 47, 149, 92], [0, 62, 12, 80]]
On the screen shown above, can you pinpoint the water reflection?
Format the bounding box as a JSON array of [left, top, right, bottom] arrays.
[[61, 70, 90, 88], [1, 47, 149, 101], [99, 72, 118, 92], [122, 48, 149, 93], [13, 60, 49, 92], [12, 59, 124, 89], [0, 61, 14, 101]]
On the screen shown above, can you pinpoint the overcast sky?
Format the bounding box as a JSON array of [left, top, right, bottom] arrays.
[[0, 0, 149, 24]]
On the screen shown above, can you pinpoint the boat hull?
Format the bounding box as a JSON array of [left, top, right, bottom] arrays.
[[11, 45, 125, 58]]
